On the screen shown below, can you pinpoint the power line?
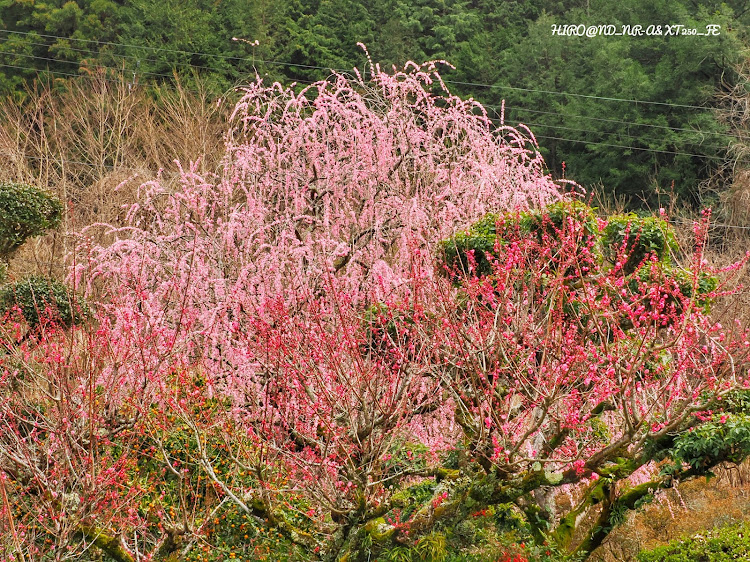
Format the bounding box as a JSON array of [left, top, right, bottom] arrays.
[[446, 77, 714, 110], [0, 50, 186, 82], [5, 35, 740, 162], [479, 111, 733, 161], [0, 54, 738, 164], [500, 105, 747, 142], [0, 46, 321, 93], [0, 61, 318, 115], [0, 35, 246, 79], [4, 39, 738, 149], [502, 117, 726, 153], [0, 29, 341, 73], [7, 48, 734, 148], [0, 61, 82, 80], [523, 133, 727, 161], [10, 43, 719, 148], [11, 31, 726, 139], [0, 29, 722, 112], [0, 61, 214, 96]]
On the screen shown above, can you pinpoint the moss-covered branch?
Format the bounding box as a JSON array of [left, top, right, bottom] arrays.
[[77, 526, 135, 562], [573, 479, 660, 557]]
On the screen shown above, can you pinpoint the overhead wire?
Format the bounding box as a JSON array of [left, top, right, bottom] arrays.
[[0, 61, 216, 98], [7, 30, 736, 139], [3, 30, 740, 152], [500, 117, 727, 154], [8, 44, 727, 149], [0, 29, 346, 73], [515, 132, 726, 161], [0, 34, 256, 79], [499, 105, 747, 142], [0, 31, 742, 163], [445, 77, 714, 110], [0, 50, 189, 82], [0, 52, 321, 97], [0, 30, 733, 126], [0, 29, 723, 111]]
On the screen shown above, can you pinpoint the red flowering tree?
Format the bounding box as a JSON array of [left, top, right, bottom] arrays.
[[2, 58, 750, 561], [416, 202, 750, 556]]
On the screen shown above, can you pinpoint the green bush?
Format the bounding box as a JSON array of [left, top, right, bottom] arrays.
[[638, 521, 750, 561], [438, 212, 502, 279], [624, 265, 719, 319], [439, 203, 714, 332], [601, 214, 676, 274], [381, 532, 447, 562], [719, 389, 750, 415], [518, 200, 599, 243], [671, 268, 719, 310], [438, 201, 598, 281], [0, 276, 88, 328], [669, 413, 750, 472], [0, 181, 63, 258]]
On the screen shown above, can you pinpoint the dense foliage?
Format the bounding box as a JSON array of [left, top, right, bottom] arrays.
[[638, 521, 750, 562], [1, 64, 749, 561], [0, 276, 87, 329], [0, 181, 62, 260]]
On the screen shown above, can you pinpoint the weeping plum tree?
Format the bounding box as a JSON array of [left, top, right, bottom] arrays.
[[0, 57, 561, 561], [2, 58, 750, 561]]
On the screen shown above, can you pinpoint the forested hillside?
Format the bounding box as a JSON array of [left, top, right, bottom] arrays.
[[1, 0, 749, 203]]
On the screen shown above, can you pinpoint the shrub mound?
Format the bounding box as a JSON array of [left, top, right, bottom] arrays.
[[638, 521, 750, 562]]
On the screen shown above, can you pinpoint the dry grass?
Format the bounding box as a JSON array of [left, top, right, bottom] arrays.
[[591, 462, 750, 561], [0, 71, 232, 280]]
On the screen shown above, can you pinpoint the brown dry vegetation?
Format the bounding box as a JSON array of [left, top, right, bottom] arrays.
[[0, 72, 232, 280], [591, 462, 750, 561]]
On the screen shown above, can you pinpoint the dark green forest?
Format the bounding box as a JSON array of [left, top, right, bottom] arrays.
[[1, 0, 749, 205]]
